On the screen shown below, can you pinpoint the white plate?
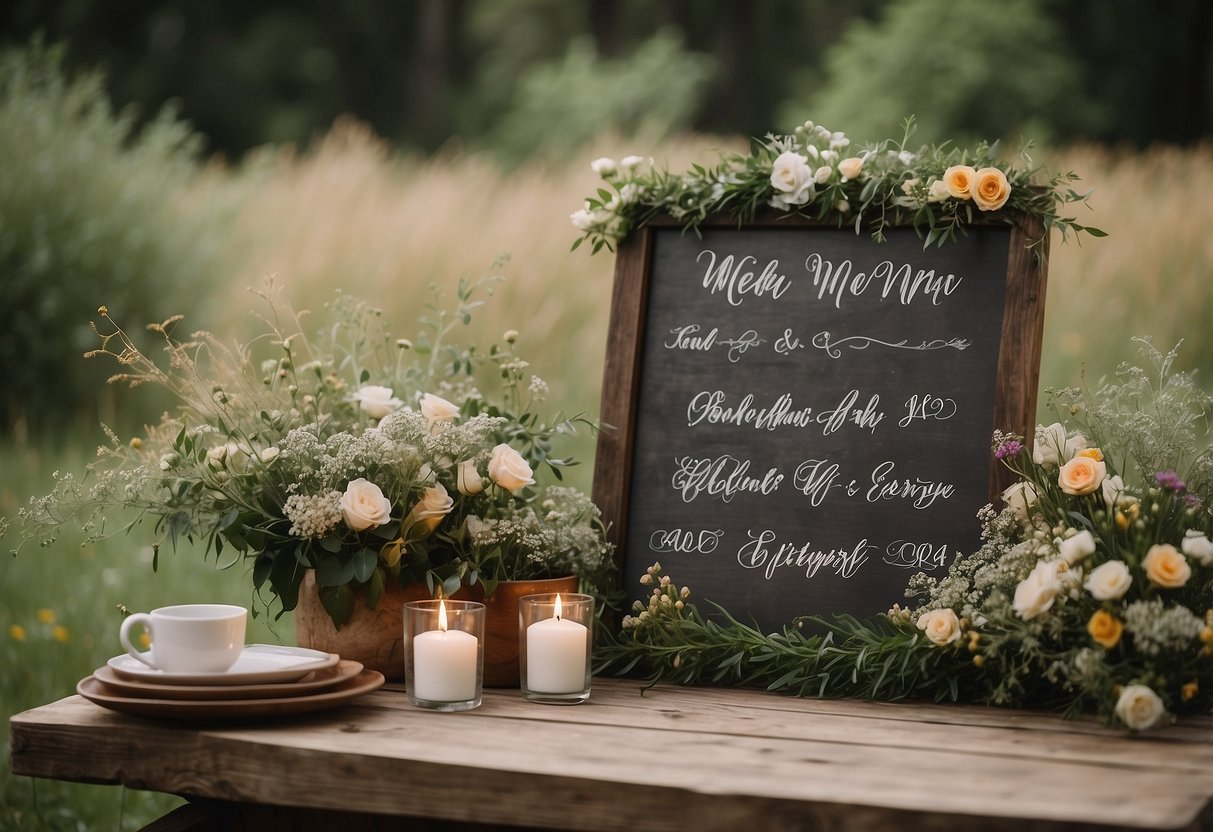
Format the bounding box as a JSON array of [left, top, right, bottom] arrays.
[[107, 644, 340, 686]]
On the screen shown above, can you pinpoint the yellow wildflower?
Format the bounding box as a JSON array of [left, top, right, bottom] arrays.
[[51, 625, 70, 643], [1183, 681, 1199, 702], [8, 624, 26, 641], [36, 608, 56, 625]]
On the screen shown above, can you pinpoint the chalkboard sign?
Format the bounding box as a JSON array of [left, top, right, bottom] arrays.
[[593, 215, 1048, 632]]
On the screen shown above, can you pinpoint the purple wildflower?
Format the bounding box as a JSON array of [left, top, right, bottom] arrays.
[[1155, 471, 1187, 492], [1185, 494, 1202, 510], [995, 439, 1023, 460]]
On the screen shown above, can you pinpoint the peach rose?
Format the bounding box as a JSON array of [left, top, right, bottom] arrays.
[[970, 167, 1012, 211], [1058, 455, 1107, 496], [1144, 543, 1191, 588], [915, 608, 962, 646], [1087, 610, 1123, 649], [943, 165, 976, 199], [837, 156, 864, 182]]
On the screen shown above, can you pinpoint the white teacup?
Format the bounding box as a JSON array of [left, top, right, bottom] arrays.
[[119, 604, 247, 673]]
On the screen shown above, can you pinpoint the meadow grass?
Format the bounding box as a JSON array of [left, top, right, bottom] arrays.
[[3, 130, 1212, 829]]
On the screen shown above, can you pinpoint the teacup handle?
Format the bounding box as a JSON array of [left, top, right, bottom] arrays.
[[119, 613, 159, 669]]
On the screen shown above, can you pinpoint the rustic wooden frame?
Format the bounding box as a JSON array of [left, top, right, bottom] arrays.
[[591, 213, 1049, 576]]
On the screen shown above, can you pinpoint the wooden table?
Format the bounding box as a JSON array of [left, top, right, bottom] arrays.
[[10, 677, 1213, 831]]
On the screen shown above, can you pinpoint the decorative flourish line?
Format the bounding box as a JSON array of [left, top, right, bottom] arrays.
[[811, 332, 972, 360]]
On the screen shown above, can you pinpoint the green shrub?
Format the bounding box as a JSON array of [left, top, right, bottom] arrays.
[[0, 40, 224, 433]]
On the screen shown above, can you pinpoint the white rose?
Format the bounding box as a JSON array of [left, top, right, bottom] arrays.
[[1084, 560, 1132, 601], [488, 443, 535, 493], [341, 478, 392, 532], [206, 442, 246, 471], [1057, 529, 1097, 565], [1182, 530, 1213, 566], [1114, 685, 1165, 731], [927, 179, 950, 203], [837, 156, 863, 181], [1001, 480, 1038, 519], [419, 393, 460, 430], [769, 152, 815, 209], [1032, 422, 1068, 466], [915, 608, 962, 646], [456, 459, 484, 496], [591, 157, 617, 177], [355, 385, 403, 419], [1101, 474, 1126, 510], [407, 482, 453, 533], [1012, 560, 1062, 620]]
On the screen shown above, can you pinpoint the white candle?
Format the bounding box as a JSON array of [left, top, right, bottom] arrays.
[[526, 595, 588, 694], [412, 601, 478, 702]]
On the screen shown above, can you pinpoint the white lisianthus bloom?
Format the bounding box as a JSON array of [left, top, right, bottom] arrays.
[[1001, 480, 1038, 519], [1032, 422, 1069, 465], [1101, 474, 1126, 510], [1114, 685, 1166, 731], [456, 459, 485, 496], [341, 478, 392, 532], [1058, 529, 1097, 565], [1084, 560, 1132, 600], [927, 179, 950, 203], [488, 443, 535, 493], [769, 152, 816, 209], [355, 385, 404, 420], [570, 208, 596, 231], [419, 393, 460, 431], [1012, 560, 1062, 620], [1182, 530, 1213, 566], [407, 482, 454, 533], [591, 157, 617, 177], [915, 608, 962, 646]]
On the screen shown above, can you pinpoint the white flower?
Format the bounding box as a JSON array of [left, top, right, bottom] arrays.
[[1032, 422, 1068, 465], [835, 199, 850, 213], [1012, 560, 1062, 620], [488, 443, 535, 493], [915, 608, 962, 646], [769, 151, 816, 209], [1001, 480, 1038, 520], [340, 478, 392, 532], [570, 208, 596, 231], [1101, 474, 1126, 510], [620, 155, 646, 172], [1085, 560, 1132, 600], [1182, 530, 1213, 566], [901, 178, 919, 195], [898, 150, 915, 165], [927, 179, 950, 203], [828, 131, 849, 149], [419, 393, 460, 431], [259, 447, 280, 463], [591, 157, 617, 177], [206, 442, 246, 471], [1058, 529, 1096, 565], [456, 459, 484, 496], [355, 385, 403, 420], [820, 149, 838, 163], [837, 156, 863, 181], [1114, 685, 1166, 731], [813, 165, 833, 185], [406, 482, 453, 533]]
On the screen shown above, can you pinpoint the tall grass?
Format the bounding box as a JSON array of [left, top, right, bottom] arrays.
[[3, 128, 1212, 829]]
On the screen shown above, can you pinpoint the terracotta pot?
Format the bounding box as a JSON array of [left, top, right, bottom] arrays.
[[295, 571, 579, 685]]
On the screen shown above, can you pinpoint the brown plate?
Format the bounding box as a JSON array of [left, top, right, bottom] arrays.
[[91, 660, 364, 701], [76, 669, 385, 720]]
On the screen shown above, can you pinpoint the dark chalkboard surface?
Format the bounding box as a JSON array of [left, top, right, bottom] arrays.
[[593, 216, 1048, 632]]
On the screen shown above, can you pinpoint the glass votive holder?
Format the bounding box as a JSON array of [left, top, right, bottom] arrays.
[[404, 599, 485, 712], [519, 592, 594, 704]]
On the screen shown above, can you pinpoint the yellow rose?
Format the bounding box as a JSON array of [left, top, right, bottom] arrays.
[[1058, 455, 1107, 496], [970, 166, 1012, 211], [1143, 543, 1192, 588], [943, 165, 976, 199], [1087, 610, 1123, 649], [915, 608, 962, 646]]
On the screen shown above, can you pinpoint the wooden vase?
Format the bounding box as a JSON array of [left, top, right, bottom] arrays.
[[295, 571, 579, 686]]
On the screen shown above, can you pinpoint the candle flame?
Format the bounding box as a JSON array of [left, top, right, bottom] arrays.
[[438, 598, 448, 631], [554, 593, 563, 621]]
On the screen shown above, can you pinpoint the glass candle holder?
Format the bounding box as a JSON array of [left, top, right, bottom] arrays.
[[404, 599, 485, 712], [519, 592, 594, 704]]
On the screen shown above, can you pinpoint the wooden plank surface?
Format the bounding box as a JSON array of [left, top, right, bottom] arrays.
[[11, 678, 1213, 832]]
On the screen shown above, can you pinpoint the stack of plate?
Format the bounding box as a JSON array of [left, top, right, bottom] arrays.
[[76, 644, 385, 720]]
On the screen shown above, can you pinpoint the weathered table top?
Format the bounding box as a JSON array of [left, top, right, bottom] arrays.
[[10, 677, 1213, 831]]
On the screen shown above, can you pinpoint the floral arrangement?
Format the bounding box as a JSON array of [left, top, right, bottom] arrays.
[[5, 274, 614, 627], [595, 339, 1213, 731], [571, 118, 1103, 257]]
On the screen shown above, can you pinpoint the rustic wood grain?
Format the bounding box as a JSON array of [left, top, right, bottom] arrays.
[[12, 678, 1213, 831]]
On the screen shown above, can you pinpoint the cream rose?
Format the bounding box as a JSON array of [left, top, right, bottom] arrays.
[[1114, 684, 1165, 731], [407, 482, 454, 533], [1144, 543, 1191, 588], [1182, 530, 1213, 566], [456, 459, 485, 496], [1084, 560, 1132, 600], [943, 165, 976, 199], [340, 478, 392, 532], [927, 179, 950, 203], [1058, 529, 1097, 565], [488, 443, 535, 493], [1058, 455, 1107, 496], [419, 393, 460, 430], [1012, 560, 1062, 620], [837, 156, 864, 182], [769, 151, 815, 209], [915, 608, 962, 646], [1001, 480, 1038, 519], [355, 385, 403, 419], [1101, 474, 1126, 510], [970, 167, 1012, 211]]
